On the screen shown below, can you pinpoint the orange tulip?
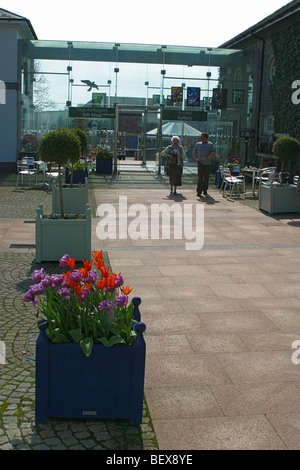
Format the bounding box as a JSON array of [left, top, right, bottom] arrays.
[[91, 250, 103, 262], [66, 257, 75, 269], [78, 267, 88, 278], [97, 279, 107, 290], [100, 266, 110, 278], [93, 259, 104, 270], [74, 284, 84, 296], [121, 286, 133, 295], [107, 273, 117, 288], [83, 260, 93, 271]]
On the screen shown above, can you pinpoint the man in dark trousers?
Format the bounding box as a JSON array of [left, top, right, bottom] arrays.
[[193, 132, 216, 196]]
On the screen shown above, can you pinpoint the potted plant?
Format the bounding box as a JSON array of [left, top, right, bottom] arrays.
[[65, 128, 89, 185], [37, 129, 91, 261], [23, 251, 146, 425], [96, 146, 113, 173], [52, 177, 89, 216], [259, 136, 300, 214], [227, 156, 240, 175], [39, 128, 81, 218], [65, 160, 89, 185]]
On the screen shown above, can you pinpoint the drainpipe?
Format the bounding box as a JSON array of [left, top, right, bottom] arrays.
[[250, 32, 265, 155]]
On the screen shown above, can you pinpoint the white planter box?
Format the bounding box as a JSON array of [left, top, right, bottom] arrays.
[[52, 178, 88, 215], [35, 204, 91, 262], [259, 183, 300, 215]]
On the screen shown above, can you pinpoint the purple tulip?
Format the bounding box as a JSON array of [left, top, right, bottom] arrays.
[[23, 290, 38, 305], [41, 276, 52, 288], [50, 275, 65, 287], [57, 287, 71, 300], [30, 283, 44, 296], [32, 268, 45, 283], [114, 294, 128, 307], [79, 287, 90, 301], [98, 299, 113, 311], [86, 271, 97, 284], [69, 270, 83, 283], [114, 275, 124, 287], [59, 254, 70, 267]]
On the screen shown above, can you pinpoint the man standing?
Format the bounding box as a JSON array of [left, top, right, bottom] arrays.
[[193, 132, 216, 196]]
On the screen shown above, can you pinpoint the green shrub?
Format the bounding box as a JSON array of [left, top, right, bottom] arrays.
[[38, 129, 81, 217]]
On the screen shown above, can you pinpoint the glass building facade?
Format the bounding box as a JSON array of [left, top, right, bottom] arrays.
[[20, 40, 254, 168]]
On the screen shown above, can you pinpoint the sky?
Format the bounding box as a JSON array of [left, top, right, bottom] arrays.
[[2, 0, 293, 109], [1, 0, 293, 47]]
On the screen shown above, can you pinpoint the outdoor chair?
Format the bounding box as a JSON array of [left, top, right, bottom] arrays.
[[220, 166, 245, 197], [254, 167, 277, 193], [45, 164, 62, 191], [16, 160, 38, 187]]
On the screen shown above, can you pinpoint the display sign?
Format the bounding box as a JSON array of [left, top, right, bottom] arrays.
[[187, 87, 201, 107], [171, 86, 183, 103], [69, 106, 115, 118], [212, 89, 227, 109], [163, 109, 207, 122], [92, 93, 106, 106]]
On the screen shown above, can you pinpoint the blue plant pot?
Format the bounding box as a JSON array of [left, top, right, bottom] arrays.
[[65, 168, 88, 184], [96, 158, 113, 173], [35, 297, 146, 425]]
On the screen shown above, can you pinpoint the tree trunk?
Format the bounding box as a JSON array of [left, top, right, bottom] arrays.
[[280, 161, 284, 185], [70, 163, 74, 187], [58, 164, 64, 218]]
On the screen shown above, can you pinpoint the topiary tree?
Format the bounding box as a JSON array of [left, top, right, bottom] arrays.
[[38, 129, 81, 217], [272, 136, 300, 185], [68, 128, 89, 186]]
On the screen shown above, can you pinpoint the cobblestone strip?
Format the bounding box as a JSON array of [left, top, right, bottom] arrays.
[[0, 251, 157, 450]]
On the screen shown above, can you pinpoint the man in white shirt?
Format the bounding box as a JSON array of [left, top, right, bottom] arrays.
[[193, 132, 216, 196]]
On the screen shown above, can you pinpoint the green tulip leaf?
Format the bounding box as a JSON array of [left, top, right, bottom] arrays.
[[98, 335, 124, 347], [69, 328, 83, 343], [52, 332, 69, 343], [80, 337, 93, 357]]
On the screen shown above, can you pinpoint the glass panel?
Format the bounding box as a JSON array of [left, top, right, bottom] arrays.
[[20, 39, 254, 166]]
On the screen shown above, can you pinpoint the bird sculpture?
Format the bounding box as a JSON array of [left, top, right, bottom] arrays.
[[81, 80, 99, 91]]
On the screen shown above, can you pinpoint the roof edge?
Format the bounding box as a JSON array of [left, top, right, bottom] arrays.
[[219, 0, 300, 48], [0, 7, 38, 39]]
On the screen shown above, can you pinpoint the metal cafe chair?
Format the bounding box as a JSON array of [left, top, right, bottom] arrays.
[[254, 167, 277, 194], [16, 160, 38, 187], [220, 166, 246, 197]]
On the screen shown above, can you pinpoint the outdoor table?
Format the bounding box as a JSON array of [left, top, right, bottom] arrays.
[[241, 167, 259, 195]]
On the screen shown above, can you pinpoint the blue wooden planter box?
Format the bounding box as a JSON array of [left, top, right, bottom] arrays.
[[96, 157, 113, 173], [65, 167, 88, 184], [35, 297, 146, 425]]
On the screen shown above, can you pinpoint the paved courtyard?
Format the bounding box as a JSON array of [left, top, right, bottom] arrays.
[[1, 172, 300, 450]]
